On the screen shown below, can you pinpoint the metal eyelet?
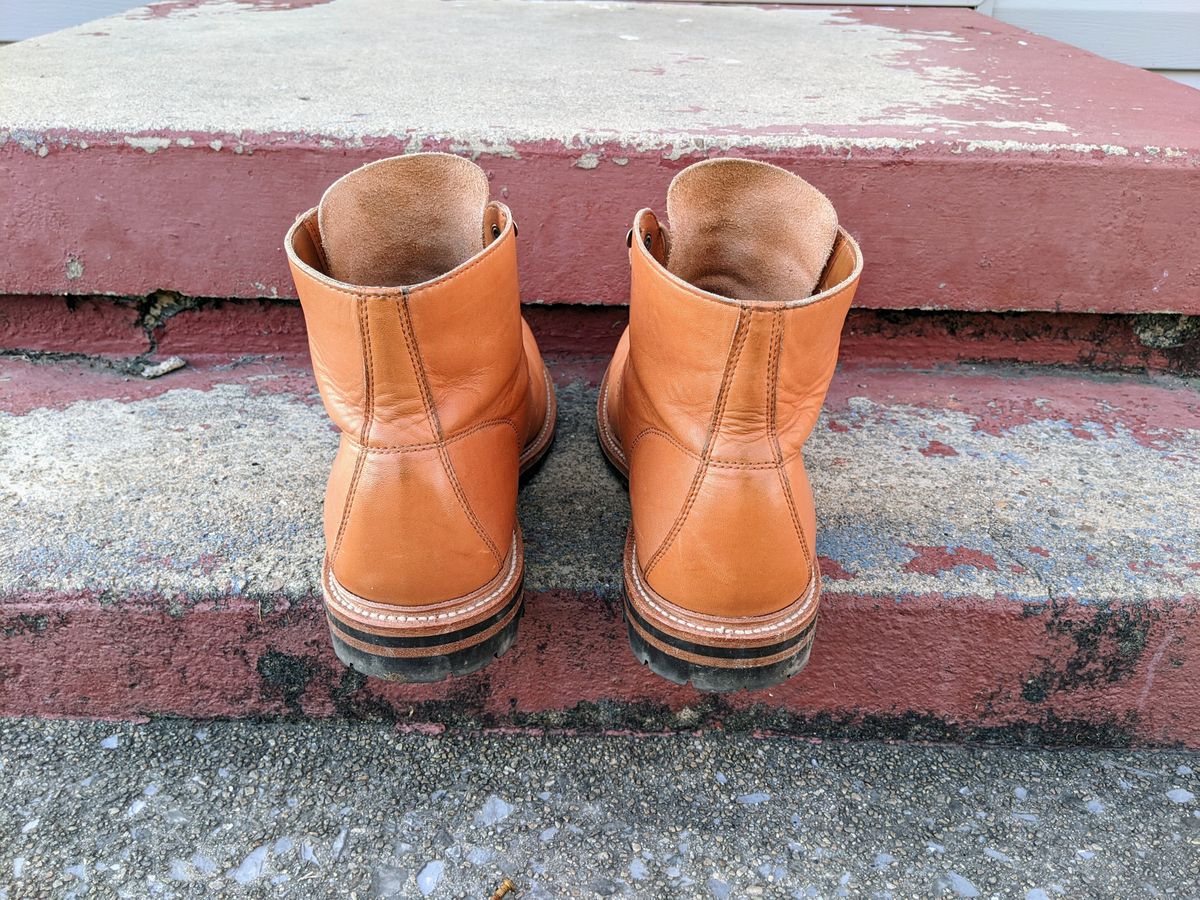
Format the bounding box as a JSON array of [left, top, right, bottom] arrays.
[[491, 223, 501, 239], [643, 232, 653, 251]]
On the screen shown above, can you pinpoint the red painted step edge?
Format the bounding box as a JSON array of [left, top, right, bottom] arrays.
[[3, 138, 1199, 315], [1, 589, 1194, 746]]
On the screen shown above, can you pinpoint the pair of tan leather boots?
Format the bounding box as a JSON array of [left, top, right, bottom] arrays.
[[284, 153, 862, 692]]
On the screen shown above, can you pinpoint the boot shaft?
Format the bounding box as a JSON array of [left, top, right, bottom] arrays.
[[624, 160, 862, 463], [285, 155, 530, 446]]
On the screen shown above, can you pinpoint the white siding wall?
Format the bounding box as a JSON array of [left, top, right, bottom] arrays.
[[1, 0, 148, 42], [987, 0, 1200, 88]]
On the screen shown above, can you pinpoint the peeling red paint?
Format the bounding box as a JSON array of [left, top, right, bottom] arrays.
[[903, 545, 1000, 575], [0, 353, 600, 414], [920, 440, 959, 458], [818, 557, 854, 581], [4, 302, 1197, 388], [6, 2, 1200, 316], [4, 345, 1199, 455], [0, 588, 1195, 746], [839, 6, 1200, 150], [825, 365, 1200, 453], [154, 300, 308, 359], [0, 296, 146, 357], [0, 356, 317, 415], [134, 0, 331, 19], [1132, 565, 1184, 588]]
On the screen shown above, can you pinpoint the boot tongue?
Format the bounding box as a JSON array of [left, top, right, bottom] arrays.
[[665, 159, 838, 302], [317, 154, 491, 287]]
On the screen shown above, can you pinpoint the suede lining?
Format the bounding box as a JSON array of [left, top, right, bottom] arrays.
[[665, 158, 838, 302], [317, 153, 491, 287]]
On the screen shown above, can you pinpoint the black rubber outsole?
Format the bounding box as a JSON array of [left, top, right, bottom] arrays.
[[626, 618, 813, 693], [624, 591, 815, 693], [326, 594, 524, 683]]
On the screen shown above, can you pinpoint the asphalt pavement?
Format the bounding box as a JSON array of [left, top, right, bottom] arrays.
[[1, 719, 1198, 898]]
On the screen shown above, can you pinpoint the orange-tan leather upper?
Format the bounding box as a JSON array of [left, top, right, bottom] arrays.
[[284, 153, 551, 606], [603, 158, 863, 617]]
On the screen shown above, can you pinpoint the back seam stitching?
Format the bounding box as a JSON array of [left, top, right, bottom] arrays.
[[397, 291, 503, 565]]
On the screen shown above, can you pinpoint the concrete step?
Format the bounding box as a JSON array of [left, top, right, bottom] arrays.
[[2, 352, 1198, 746], [4, 296, 1200, 378], [2, 0, 1199, 314], [2, 717, 1198, 897]]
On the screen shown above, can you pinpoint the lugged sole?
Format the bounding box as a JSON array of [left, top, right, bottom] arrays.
[[322, 533, 526, 684], [624, 589, 815, 692], [326, 587, 524, 682]]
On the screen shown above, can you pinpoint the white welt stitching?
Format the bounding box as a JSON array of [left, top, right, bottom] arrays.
[[628, 541, 816, 637], [325, 535, 519, 623], [520, 366, 556, 465], [599, 376, 627, 466]]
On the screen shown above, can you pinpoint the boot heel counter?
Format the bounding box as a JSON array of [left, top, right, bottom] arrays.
[[640, 459, 817, 619], [324, 436, 512, 606]]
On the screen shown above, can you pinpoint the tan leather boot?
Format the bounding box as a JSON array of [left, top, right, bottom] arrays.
[[598, 158, 862, 691], [284, 154, 556, 681]]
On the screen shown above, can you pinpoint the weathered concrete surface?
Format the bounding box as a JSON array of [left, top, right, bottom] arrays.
[[1, 1, 1198, 312], [3, 360, 1196, 608], [2, 718, 1199, 898], [1, 356, 1197, 744], [3, 1, 1163, 148]]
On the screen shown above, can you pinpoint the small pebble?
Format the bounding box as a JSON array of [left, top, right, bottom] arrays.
[[737, 793, 770, 805], [417, 860, 444, 896], [474, 795, 514, 826], [946, 872, 980, 898], [228, 846, 268, 885]]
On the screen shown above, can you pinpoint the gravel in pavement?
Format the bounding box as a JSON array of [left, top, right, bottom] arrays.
[[1, 719, 1198, 898]]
